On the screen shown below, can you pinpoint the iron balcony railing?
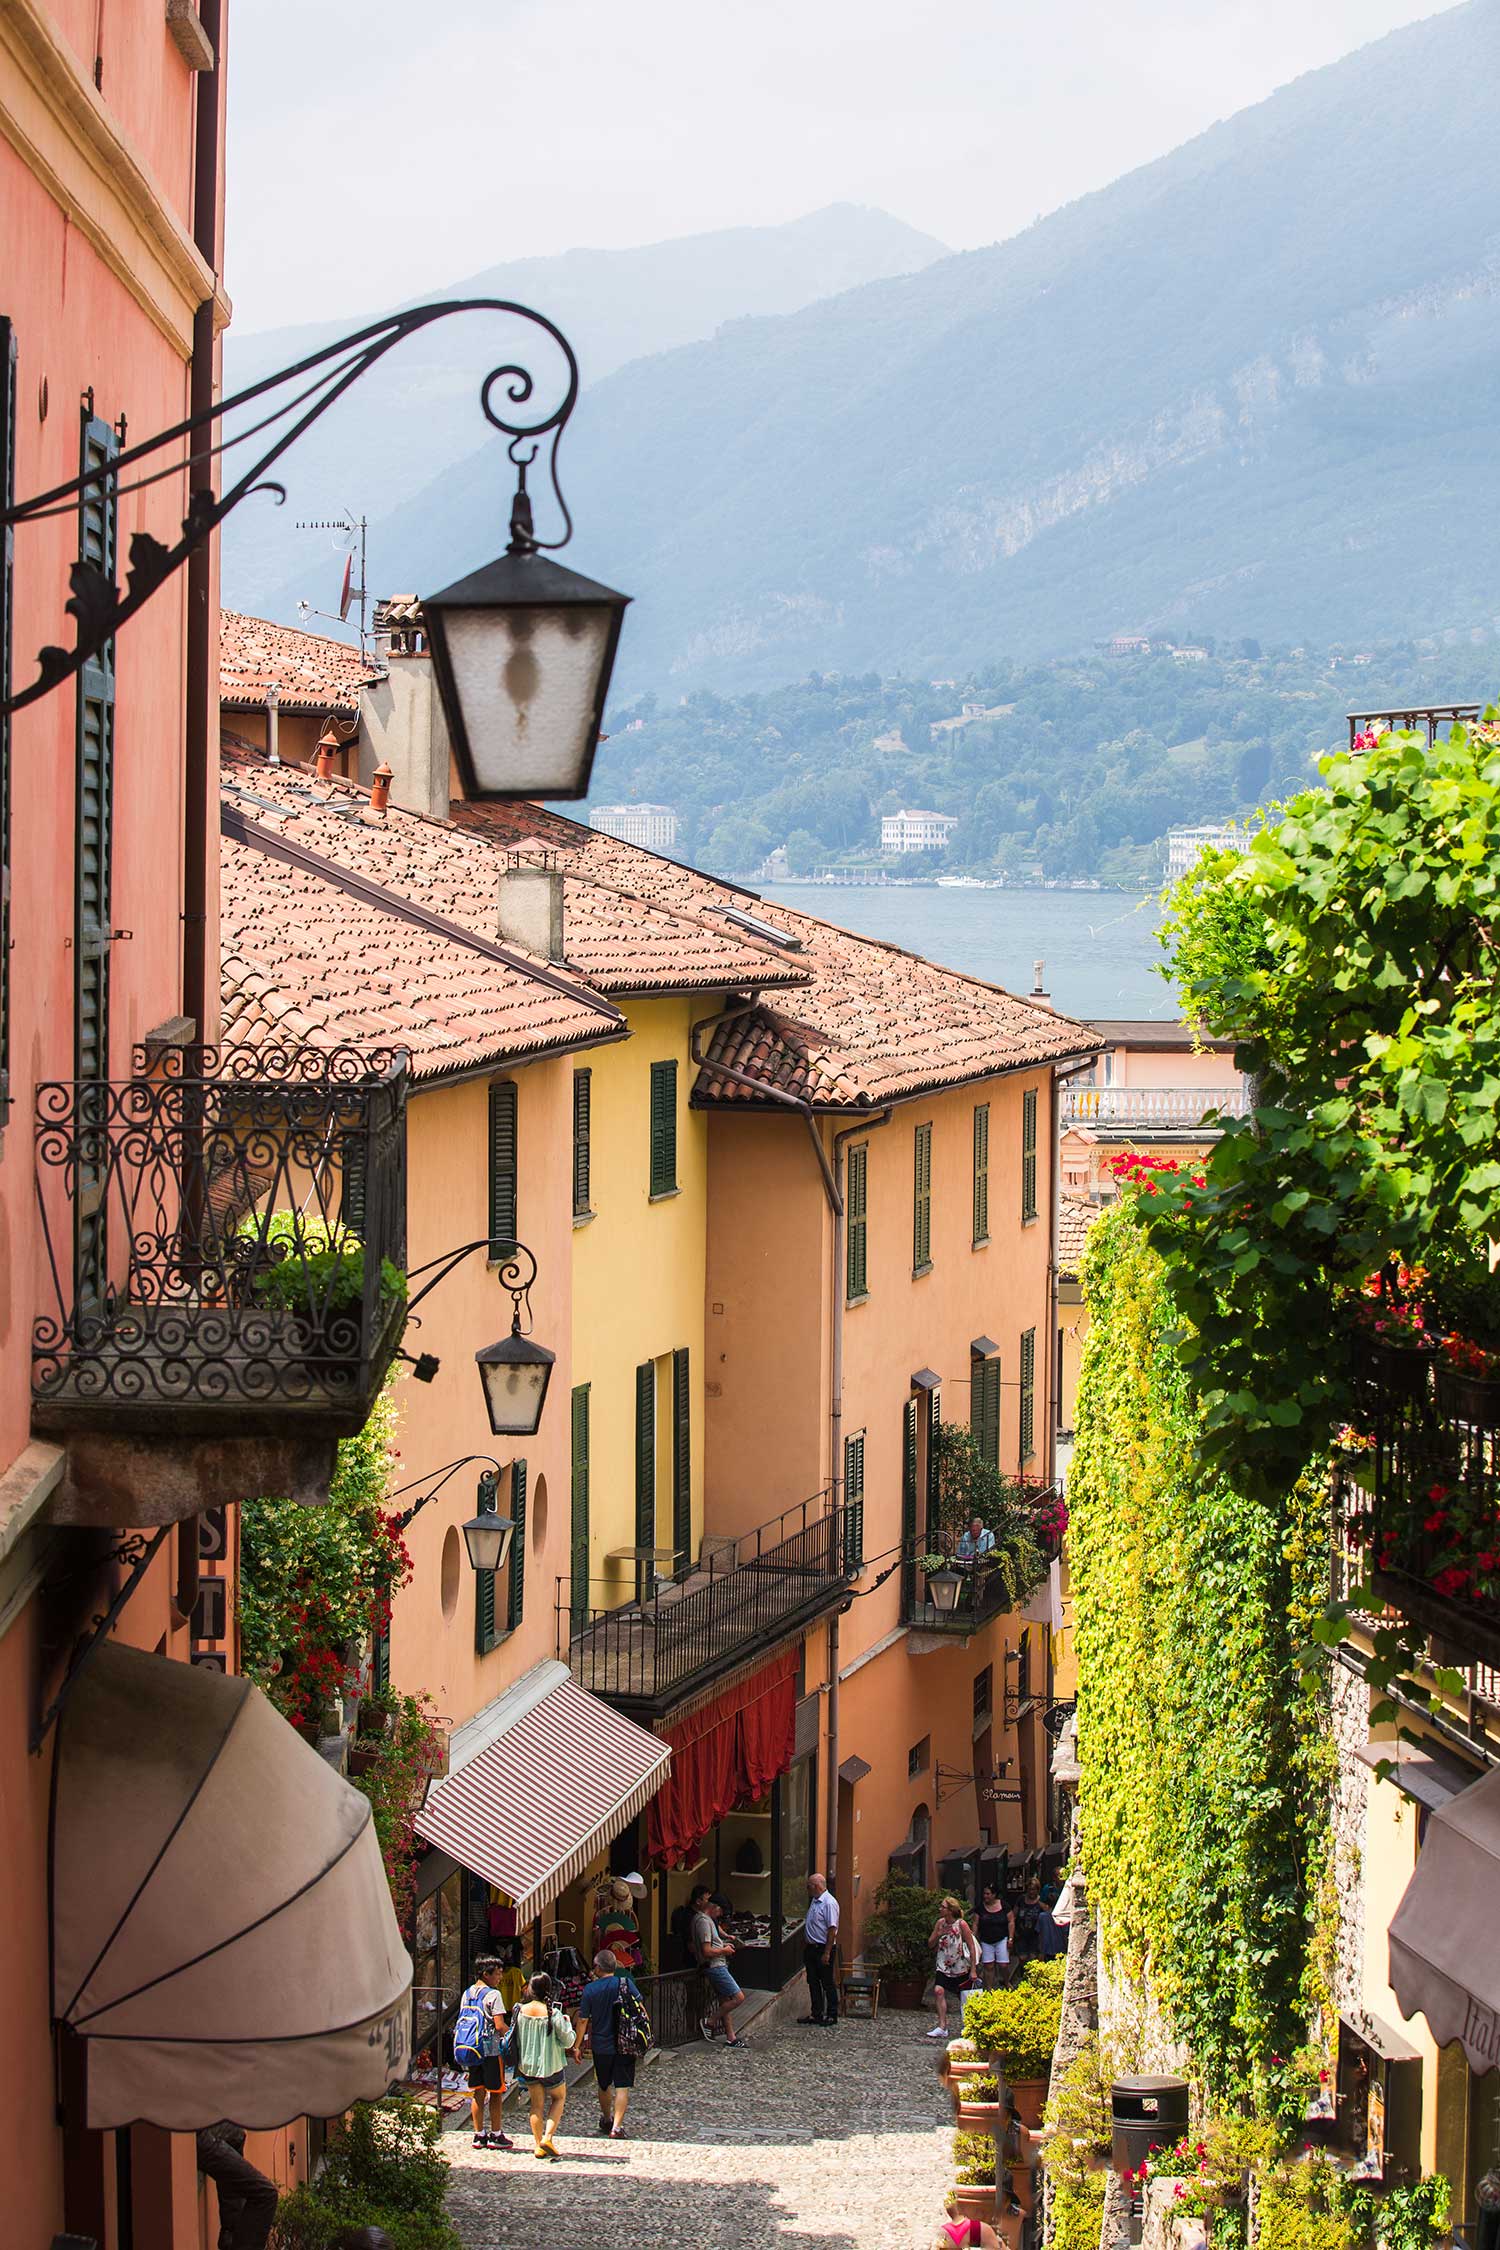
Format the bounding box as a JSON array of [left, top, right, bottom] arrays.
[[1346, 704, 1483, 751], [560, 1489, 846, 1717], [32, 1042, 409, 1442], [1060, 1085, 1250, 1132], [1342, 1343, 1500, 1673], [900, 1485, 1063, 1636]]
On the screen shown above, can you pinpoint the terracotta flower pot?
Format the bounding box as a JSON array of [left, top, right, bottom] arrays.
[[996, 2207, 1025, 2249], [1006, 2076, 1047, 2129], [884, 1974, 926, 2010], [957, 2098, 1002, 2130], [949, 2184, 998, 2225]]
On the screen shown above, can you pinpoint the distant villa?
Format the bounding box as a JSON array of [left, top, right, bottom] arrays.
[[882, 808, 958, 853], [589, 803, 678, 851]]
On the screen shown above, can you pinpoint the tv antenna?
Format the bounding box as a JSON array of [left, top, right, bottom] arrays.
[[295, 509, 370, 657]]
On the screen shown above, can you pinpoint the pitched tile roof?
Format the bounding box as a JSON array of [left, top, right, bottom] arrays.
[[455, 804, 1099, 1109], [221, 750, 809, 999], [219, 821, 623, 1079], [1057, 1191, 1103, 1279], [220, 612, 380, 713]]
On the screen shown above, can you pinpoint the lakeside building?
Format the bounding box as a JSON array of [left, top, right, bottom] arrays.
[[882, 808, 959, 854], [1165, 822, 1250, 881], [589, 802, 679, 851]]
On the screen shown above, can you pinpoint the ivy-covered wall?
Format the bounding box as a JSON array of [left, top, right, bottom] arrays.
[[1069, 1193, 1333, 2113]]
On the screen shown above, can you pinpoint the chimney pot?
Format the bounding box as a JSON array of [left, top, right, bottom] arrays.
[[370, 761, 393, 814]]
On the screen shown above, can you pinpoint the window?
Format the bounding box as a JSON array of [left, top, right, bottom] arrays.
[[649, 1058, 677, 1196], [570, 1385, 591, 1628], [972, 1102, 990, 1244], [908, 1735, 931, 1779], [0, 319, 14, 1133], [913, 1120, 933, 1272], [1021, 1086, 1039, 1223], [846, 1143, 869, 1300], [1019, 1327, 1037, 1462], [973, 1665, 993, 1725], [507, 1459, 527, 1630], [474, 1470, 501, 1655], [843, 1431, 865, 1571], [671, 1347, 691, 1571], [488, 1079, 518, 1256], [572, 1068, 592, 1219], [972, 1352, 1001, 1469]]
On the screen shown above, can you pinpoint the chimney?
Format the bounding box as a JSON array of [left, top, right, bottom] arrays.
[[358, 595, 451, 821], [497, 852, 565, 964], [265, 682, 280, 764], [1031, 958, 1050, 1001], [370, 761, 393, 815]]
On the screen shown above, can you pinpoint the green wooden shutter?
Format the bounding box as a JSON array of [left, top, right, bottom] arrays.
[[843, 1432, 865, 1571], [846, 1144, 868, 1300], [671, 1347, 691, 1572], [913, 1122, 932, 1270], [570, 1384, 591, 1629], [474, 1470, 499, 1655], [0, 320, 15, 1127], [972, 1102, 990, 1244], [901, 1400, 918, 1611], [372, 1628, 391, 1694], [635, 1360, 656, 1551], [973, 1356, 1000, 1469], [75, 407, 119, 1313], [649, 1059, 677, 1196], [488, 1080, 518, 1255], [1021, 1087, 1039, 1223], [927, 1388, 942, 1540], [572, 1068, 592, 1218], [507, 1458, 527, 1629], [1020, 1327, 1037, 1462]]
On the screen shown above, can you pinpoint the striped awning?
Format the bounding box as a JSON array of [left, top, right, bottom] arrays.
[[414, 1661, 670, 1921]]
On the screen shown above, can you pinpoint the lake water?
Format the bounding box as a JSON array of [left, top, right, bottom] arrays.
[[757, 883, 1172, 1023]]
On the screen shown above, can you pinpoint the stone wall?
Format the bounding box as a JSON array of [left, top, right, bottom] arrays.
[[1328, 1655, 1368, 2020]]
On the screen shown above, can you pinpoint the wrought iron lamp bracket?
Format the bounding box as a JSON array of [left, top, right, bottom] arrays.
[[0, 298, 581, 717], [402, 1237, 537, 1328], [31, 1523, 172, 1755]]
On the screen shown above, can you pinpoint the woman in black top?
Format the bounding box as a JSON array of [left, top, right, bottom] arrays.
[[975, 1887, 1013, 1988]]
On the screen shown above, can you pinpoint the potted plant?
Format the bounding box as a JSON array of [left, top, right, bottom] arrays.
[[949, 2130, 998, 2227], [963, 1965, 1063, 2126], [946, 2037, 987, 2085], [1436, 1331, 1500, 1428], [863, 1872, 941, 2010], [242, 1212, 408, 1363], [1351, 1267, 1433, 1399]]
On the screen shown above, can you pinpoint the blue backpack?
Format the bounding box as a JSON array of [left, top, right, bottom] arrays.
[[452, 1982, 493, 2067]]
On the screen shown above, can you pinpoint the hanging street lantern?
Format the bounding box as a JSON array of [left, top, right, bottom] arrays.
[[926, 1567, 964, 1615], [462, 1471, 516, 1576], [475, 1321, 555, 1438]]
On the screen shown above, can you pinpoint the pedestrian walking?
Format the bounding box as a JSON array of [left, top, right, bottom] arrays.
[[927, 1896, 979, 2038], [509, 1972, 576, 2160], [194, 2125, 278, 2250], [975, 1884, 1012, 1988], [692, 1891, 747, 2046], [577, 1947, 649, 2139], [1010, 1878, 1047, 1974], [452, 1956, 514, 2150], [798, 1872, 840, 2026]]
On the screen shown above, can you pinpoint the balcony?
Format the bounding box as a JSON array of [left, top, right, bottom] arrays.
[[900, 1488, 1063, 1640], [561, 1492, 847, 1719], [32, 1043, 408, 1518], [1343, 1347, 1500, 1670], [1060, 1085, 1250, 1134], [1346, 704, 1483, 751]]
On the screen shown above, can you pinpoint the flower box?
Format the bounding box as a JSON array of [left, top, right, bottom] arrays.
[[1436, 1362, 1500, 1429]]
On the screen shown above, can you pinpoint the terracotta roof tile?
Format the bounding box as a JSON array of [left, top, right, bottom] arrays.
[[220, 611, 380, 713], [1057, 1191, 1103, 1279]]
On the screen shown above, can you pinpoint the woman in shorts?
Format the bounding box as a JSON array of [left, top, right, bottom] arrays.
[[927, 1896, 980, 2039], [975, 1885, 1012, 1987]]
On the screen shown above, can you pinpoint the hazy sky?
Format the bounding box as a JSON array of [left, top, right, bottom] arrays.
[[226, 0, 1452, 336]]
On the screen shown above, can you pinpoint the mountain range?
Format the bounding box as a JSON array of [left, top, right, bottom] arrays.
[[219, 205, 948, 619], [331, 0, 1500, 695]]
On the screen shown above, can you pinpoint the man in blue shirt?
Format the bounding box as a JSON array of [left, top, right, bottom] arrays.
[[577, 1947, 645, 2138], [799, 1873, 841, 2027], [956, 1517, 997, 1566]]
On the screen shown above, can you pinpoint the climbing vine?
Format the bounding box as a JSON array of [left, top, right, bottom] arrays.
[[1070, 1194, 1334, 2116]]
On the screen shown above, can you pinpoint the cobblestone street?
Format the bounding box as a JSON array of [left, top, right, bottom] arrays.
[[445, 2009, 956, 2250]]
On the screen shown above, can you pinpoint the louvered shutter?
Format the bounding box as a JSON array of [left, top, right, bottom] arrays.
[[372, 1629, 390, 1695], [913, 1122, 932, 1270], [972, 1102, 990, 1244], [927, 1388, 942, 1540], [0, 320, 14, 1126], [570, 1385, 591, 1630], [572, 1068, 592, 1217], [671, 1347, 691, 1572], [901, 1400, 918, 1613], [1021, 1087, 1038, 1223], [507, 1458, 527, 1629], [973, 1356, 1000, 1469], [846, 1144, 868, 1299], [488, 1080, 518, 1256], [843, 1433, 865, 1571], [74, 408, 119, 1313], [474, 1470, 499, 1655], [649, 1059, 678, 1196], [1020, 1327, 1037, 1462], [635, 1360, 656, 1552]]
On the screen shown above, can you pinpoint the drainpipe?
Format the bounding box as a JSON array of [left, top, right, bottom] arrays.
[[825, 1107, 892, 1889], [181, 0, 223, 1040]]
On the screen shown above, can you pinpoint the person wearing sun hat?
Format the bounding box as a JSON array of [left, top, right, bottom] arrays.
[[593, 1873, 645, 1969]]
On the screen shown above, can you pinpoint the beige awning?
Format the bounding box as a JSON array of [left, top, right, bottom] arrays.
[[1388, 1760, 1500, 2075], [414, 1659, 670, 1921], [53, 1641, 412, 2129]]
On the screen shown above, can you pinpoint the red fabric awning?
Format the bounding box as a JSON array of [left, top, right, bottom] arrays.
[[646, 1649, 799, 1868]]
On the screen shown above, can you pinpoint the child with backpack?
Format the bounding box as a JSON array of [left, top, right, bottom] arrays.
[[452, 1956, 513, 2151]]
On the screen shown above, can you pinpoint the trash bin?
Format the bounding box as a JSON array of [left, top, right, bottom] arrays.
[[1110, 2076, 1190, 2174]]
